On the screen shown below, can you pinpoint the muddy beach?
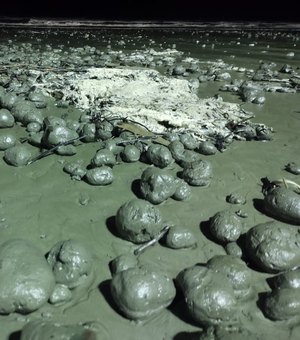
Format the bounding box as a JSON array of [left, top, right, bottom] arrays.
[[0, 25, 300, 339]]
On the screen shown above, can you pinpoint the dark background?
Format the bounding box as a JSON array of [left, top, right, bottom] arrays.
[[0, 0, 299, 22]]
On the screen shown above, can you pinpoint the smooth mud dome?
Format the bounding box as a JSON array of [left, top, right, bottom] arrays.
[[0, 26, 300, 339]]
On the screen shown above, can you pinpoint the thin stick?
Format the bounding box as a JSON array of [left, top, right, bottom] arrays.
[[27, 135, 87, 165], [133, 225, 170, 256]]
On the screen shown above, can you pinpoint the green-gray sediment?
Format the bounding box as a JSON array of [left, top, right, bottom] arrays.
[[0, 27, 299, 340]]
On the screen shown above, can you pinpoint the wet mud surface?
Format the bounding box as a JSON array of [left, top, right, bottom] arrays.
[[0, 26, 300, 339]]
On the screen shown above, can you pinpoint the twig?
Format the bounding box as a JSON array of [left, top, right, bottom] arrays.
[[133, 225, 170, 256], [27, 135, 86, 165]]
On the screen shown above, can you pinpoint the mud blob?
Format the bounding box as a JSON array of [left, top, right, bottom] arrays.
[[85, 166, 114, 185], [263, 287, 300, 321], [246, 221, 300, 272], [140, 166, 177, 204], [206, 255, 253, 300], [63, 160, 86, 180], [270, 268, 300, 289], [264, 187, 300, 224], [43, 125, 79, 147], [0, 239, 55, 314], [177, 265, 238, 327], [172, 178, 191, 201], [49, 283, 72, 305], [197, 141, 217, 155], [262, 267, 300, 321], [0, 133, 16, 150], [4, 144, 32, 166], [121, 145, 141, 162], [179, 133, 198, 150], [115, 199, 163, 243], [110, 254, 139, 275], [165, 226, 197, 249], [209, 210, 243, 243], [110, 266, 176, 320], [0, 108, 14, 128], [146, 144, 173, 168], [11, 100, 36, 123], [20, 320, 98, 340], [181, 159, 212, 186], [91, 149, 116, 167], [47, 239, 93, 289]]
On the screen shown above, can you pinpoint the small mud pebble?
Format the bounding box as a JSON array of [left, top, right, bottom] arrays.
[[4, 144, 32, 166], [110, 266, 176, 320], [140, 167, 177, 204], [115, 198, 163, 243], [182, 159, 213, 186], [110, 254, 138, 275], [146, 144, 173, 168], [0, 108, 14, 128], [121, 144, 141, 162], [165, 226, 197, 249], [172, 179, 191, 201], [0, 133, 16, 150], [226, 193, 246, 205], [85, 166, 114, 185], [197, 141, 217, 155], [210, 210, 243, 243]]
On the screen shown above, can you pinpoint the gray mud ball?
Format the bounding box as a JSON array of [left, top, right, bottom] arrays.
[[179, 133, 198, 150], [263, 287, 300, 321], [197, 141, 217, 155], [21, 109, 44, 126], [206, 255, 253, 300], [0, 133, 16, 150], [177, 150, 202, 168], [0, 239, 55, 314], [121, 144, 141, 162], [11, 100, 37, 123], [91, 149, 116, 167], [63, 161, 86, 180], [225, 242, 243, 258], [246, 221, 300, 273], [28, 90, 49, 108], [0, 108, 14, 128], [146, 144, 173, 168], [165, 226, 197, 249], [43, 125, 79, 147], [4, 144, 32, 166], [115, 198, 163, 243], [85, 166, 114, 185], [176, 265, 238, 327], [140, 166, 177, 204], [49, 283, 72, 305], [0, 92, 18, 110], [26, 122, 42, 133], [172, 178, 191, 201], [270, 268, 300, 289], [182, 159, 212, 186], [226, 193, 246, 205], [80, 123, 96, 142], [168, 140, 185, 161], [110, 254, 139, 275], [209, 210, 243, 243], [110, 266, 176, 320], [20, 320, 98, 340], [56, 144, 77, 156], [47, 239, 93, 289]]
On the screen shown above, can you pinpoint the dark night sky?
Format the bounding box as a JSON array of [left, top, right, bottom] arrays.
[[1, 0, 299, 22]]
